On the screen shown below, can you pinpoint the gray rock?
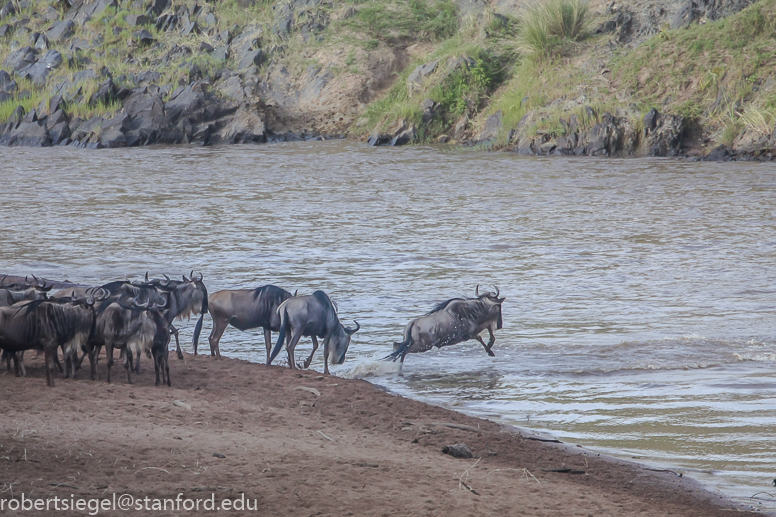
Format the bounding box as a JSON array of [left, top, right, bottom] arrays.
[[643, 108, 659, 134], [147, 0, 169, 15], [41, 49, 63, 68], [367, 128, 390, 146], [8, 105, 24, 124], [238, 49, 264, 70], [0, 69, 12, 88], [212, 45, 229, 62], [407, 60, 439, 89], [132, 29, 155, 45], [198, 41, 213, 53], [73, 68, 97, 84], [421, 98, 438, 124], [47, 20, 75, 42], [0, 120, 50, 146], [47, 120, 70, 144], [0, 23, 11, 37], [99, 112, 130, 147], [33, 33, 49, 50], [5, 46, 35, 71], [135, 70, 162, 85], [43, 5, 59, 21], [441, 443, 473, 459], [21, 62, 51, 86], [125, 14, 150, 26], [89, 78, 116, 106], [84, 0, 117, 17], [647, 113, 684, 156], [478, 110, 502, 141], [181, 21, 199, 36], [389, 125, 416, 146], [0, 1, 14, 19]]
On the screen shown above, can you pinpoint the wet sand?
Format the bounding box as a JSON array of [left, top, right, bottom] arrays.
[[0, 354, 761, 516]]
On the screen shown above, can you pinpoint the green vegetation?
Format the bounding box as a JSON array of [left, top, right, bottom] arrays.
[[341, 0, 458, 42], [515, 0, 590, 58], [612, 0, 776, 140]]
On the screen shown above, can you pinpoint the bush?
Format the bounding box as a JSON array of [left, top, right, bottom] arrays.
[[517, 0, 589, 57]]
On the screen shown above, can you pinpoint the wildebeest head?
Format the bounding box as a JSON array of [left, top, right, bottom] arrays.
[[475, 285, 505, 329], [328, 320, 360, 365]]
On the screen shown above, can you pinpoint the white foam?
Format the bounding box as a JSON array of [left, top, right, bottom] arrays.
[[342, 356, 402, 379]]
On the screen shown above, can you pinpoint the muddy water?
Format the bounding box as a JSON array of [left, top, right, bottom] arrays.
[[1, 142, 775, 510]]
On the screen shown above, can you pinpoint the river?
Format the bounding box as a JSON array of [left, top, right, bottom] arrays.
[[1, 142, 775, 510]]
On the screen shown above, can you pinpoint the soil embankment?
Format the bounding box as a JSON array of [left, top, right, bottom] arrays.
[[0, 354, 761, 516]]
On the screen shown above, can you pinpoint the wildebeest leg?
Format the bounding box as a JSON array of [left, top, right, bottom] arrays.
[[475, 335, 495, 357], [263, 328, 272, 365], [12, 352, 21, 377], [17, 351, 26, 377], [303, 336, 319, 369], [87, 345, 99, 381], [208, 318, 229, 358], [322, 337, 330, 375], [285, 331, 303, 369], [106, 344, 114, 384], [53, 351, 64, 374], [134, 347, 141, 374], [44, 344, 56, 387], [154, 351, 161, 386], [2, 350, 11, 372], [174, 329, 184, 360], [125, 348, 134, 384]]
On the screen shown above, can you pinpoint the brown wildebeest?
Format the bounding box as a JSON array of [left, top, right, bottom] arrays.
[[206, 285, 294, 361]]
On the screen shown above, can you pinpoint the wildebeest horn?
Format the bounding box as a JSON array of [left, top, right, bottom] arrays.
[[346, 320, 360, 335], [133, 295, 149, 308], [41, 282, 52, 292], [0, 275, 6, 286], [145, 271, 149, 282], [494, 286, 499, 298], [190, 270, 194, 279], [475, 284, 480, 297], [197, 272, 203, 282], [162, 274, 171, 286], [96, 287, 109, 301], [71, 291, 77, 300], [182, 275, 189, 282], [294, 289, 298, 296], [155, 296, 168, 309]]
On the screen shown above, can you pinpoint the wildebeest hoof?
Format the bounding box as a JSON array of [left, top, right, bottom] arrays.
[[487, 350, 495, 357], [442, 443, 474, 459], [177, 350, 184, 360]]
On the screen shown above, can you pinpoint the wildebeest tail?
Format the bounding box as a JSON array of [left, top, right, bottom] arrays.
[[268, 305, 288, 365], [383, 334, 411, 362], [191, 285, 208, 353]]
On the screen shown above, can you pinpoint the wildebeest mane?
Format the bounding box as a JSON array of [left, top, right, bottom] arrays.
[[312, 290, 335, 312], [251, 285, 292, 320], [427, 297, 468, 315]]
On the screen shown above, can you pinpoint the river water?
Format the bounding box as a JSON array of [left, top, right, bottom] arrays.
[[1, 142, 775, 510]]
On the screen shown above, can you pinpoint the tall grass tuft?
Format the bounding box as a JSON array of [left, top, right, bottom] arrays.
[[516, 0, 589, 58]]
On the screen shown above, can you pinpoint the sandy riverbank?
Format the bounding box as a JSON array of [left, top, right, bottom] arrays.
[[0, 354, 761, 516]]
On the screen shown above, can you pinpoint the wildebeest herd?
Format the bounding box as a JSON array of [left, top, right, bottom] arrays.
[[0, 274, 505, 387]]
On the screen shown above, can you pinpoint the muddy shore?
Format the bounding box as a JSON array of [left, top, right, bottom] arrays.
[[0, 353, 762, 516]]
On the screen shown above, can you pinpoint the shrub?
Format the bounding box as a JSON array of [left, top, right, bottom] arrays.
[[516, 0, 589, 57]]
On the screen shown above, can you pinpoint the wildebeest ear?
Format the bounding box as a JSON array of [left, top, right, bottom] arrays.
[[498, 297, 505, 303]]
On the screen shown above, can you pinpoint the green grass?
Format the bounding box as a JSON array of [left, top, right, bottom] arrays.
[[340, 0, 458, 42], [516, 0, 590, 58]]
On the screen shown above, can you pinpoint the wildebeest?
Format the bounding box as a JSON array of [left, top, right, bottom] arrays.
[[152, 273, 208, 360], [206, 285, 295, 361], [0, 276, 51, 307], [386, 286, 505, 367], [86, 297, 172, 386], [0, 297, 96, 386], [268, 291, 359, 374]]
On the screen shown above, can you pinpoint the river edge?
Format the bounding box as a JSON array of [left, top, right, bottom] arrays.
[[0, 353, 764, 516]]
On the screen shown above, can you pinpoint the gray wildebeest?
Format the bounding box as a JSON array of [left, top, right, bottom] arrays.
[[206, 285, 294, 361], [0, 297, 95, 386], [268, 291, 360, 374], [87, 297, 172, 386], [386, 286, 505, 368], [149, 273, 208, 360]]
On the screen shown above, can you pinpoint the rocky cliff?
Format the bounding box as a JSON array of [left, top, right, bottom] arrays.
[[0, 0, 773, 159]]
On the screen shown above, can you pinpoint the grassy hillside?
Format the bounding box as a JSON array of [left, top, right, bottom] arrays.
[[1, 0, 774, 155]]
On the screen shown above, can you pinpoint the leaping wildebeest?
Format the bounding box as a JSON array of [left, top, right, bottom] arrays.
[[386, 286, 505, 368], [268, 291, 360, 375], [206, 285, 295, 361]]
